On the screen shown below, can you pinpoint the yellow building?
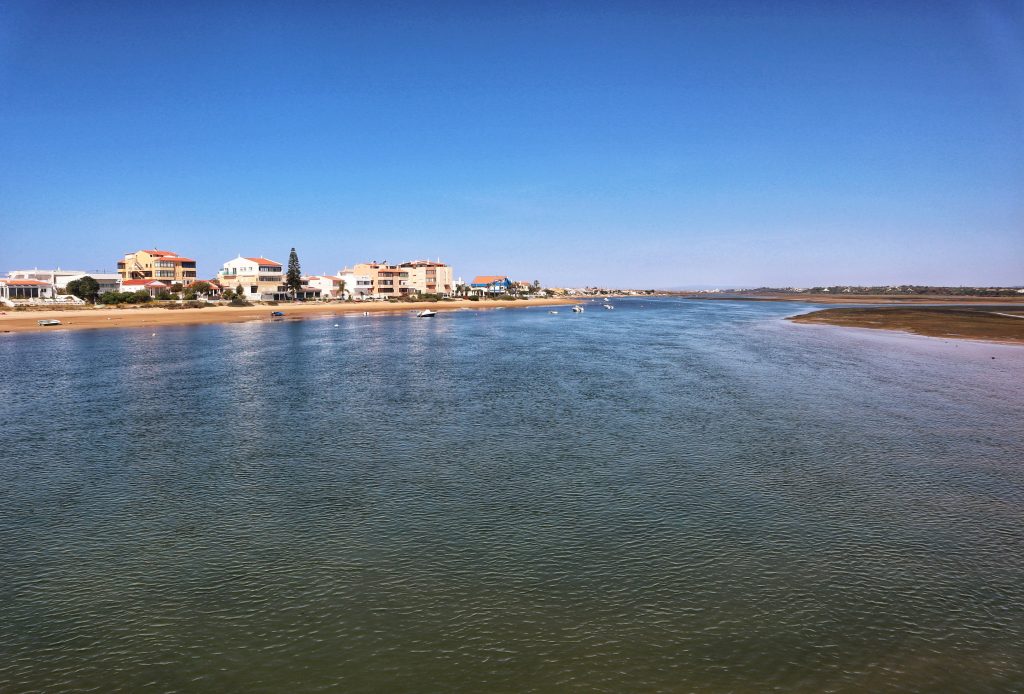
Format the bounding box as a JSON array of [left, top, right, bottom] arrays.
[[350, 259, 454, 297], [117, 249, 198, 283]]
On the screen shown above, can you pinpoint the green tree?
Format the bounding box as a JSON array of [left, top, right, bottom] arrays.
[[338, 279, 347, 301], [170, 282, 184, 293], [286, 248, 302, 298], [66, 276, 100, 303], [532, 280, 541, 293], [221, 287, 234, 301], [191, 280, 212, 297]]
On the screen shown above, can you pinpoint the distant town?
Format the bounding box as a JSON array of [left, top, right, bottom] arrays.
[[0, 247, 653, 308]]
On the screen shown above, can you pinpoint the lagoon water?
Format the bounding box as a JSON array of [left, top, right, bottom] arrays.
[[2, 298, 1023, 692]]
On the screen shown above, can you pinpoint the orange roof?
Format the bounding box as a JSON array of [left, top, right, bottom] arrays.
[[472, 275, 508, 284], [245, 257, 281, 266], [142, 249, 175, 256], [161, 256, 195, 263], [1, 279, 51, 285]]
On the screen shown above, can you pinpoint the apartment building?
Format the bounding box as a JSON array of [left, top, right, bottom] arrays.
[[349, 259, 454, 298], [117, 250, 197, 283]]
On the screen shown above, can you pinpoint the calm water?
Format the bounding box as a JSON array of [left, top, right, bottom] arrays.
[[2, 298, 1023, 693]]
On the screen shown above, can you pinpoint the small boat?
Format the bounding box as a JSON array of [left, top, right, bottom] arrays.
[[572, 305, 584, 313], [270, 311, 285, 317], [603, 297, 610, 302], [417, 309, 436, 318], [548, 310, 559, 314], [603, 304, 614, 310], [37, 319, 62, 326]]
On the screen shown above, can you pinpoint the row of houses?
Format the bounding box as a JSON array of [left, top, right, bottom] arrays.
[[2, 249, 535, 306]]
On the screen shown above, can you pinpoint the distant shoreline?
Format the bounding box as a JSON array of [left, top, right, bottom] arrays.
[[682, 292, 1024, 305], [788, 306, 1024, 345], [0, 298, 577, 335]]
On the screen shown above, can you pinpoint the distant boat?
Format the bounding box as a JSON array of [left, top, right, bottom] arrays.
[[37, 319, 62, 326], [603, 297, 610, 302], [603, 304, 614, 310], [270, 311, 285, 317], [572, 305, 584, 313], [548, 310, 559, 314], [417, 309, 436, 318]]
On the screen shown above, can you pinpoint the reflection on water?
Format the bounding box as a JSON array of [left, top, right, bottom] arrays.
[[1, 299, 1023, 692]]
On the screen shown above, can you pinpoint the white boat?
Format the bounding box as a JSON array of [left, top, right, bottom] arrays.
[[37, 319, 62, 326], [548, 310, 559, 314], [603, 297, 610, 302], [417, 309, 437, 318], [603, 304, 614, 310], [572, 305, 584, 313]]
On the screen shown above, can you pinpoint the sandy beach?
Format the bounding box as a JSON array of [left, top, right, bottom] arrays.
[[0, 298, 576, 334], [788, 306, 1024, 344]]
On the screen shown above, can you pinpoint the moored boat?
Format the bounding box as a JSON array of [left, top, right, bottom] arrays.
[[37, 319, 62, 326], [417, 309, 437, 318]]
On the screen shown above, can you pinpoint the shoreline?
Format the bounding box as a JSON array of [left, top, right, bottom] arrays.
[[684, 293, 1024, 305], [787, 306, 1024, 345], [0, 298, 577, 335]]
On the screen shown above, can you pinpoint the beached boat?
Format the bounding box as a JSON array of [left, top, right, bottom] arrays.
[[572, 305, 584, 313], [417, 309, 437, 318], [37, 319, 62, 326], [270, 311, 285, 317]]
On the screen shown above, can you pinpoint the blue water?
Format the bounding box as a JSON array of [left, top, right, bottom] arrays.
[[2, 298, 1023, 692]]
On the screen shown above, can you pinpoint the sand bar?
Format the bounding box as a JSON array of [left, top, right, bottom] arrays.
[[689, 293, 1024, 305], [0, 298, 576, 335], [788, 306, 1024, 344]]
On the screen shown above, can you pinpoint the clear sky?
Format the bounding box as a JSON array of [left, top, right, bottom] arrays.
[[1, 1, 1022, 288]]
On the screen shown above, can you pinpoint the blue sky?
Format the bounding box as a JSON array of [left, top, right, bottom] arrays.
[[1, 1, 1022, 287]]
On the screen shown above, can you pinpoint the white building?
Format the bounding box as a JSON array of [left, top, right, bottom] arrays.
[[60, 273, 121, 295], [217, 256, 320, 301], [337, 270, 374, 299], [120, 279, 171, 297], [0, 278, 57, 306], [304, 275, 343, 300]]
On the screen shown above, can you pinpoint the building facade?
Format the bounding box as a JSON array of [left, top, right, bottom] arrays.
[[471, 275, 512, 295], [217, 256, 320, 301], [0, 278, 56, 305], [349, 259, 455, 298], [117, 250, 197, 283], [337, 270, 373, 299]]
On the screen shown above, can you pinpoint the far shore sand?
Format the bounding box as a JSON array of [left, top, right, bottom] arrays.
[[686, 292, 1024, 305], [0, 298, 576, 335], [788, 306, 1024, 345]]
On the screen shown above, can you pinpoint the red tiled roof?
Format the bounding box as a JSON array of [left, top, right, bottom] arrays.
[[472, 275, 508, 284], [161, 256, 195, 263], [122, 279, 168, 287], [142, 249, 175, 256], [245, 257, 281, 266], [1, 279, 51, 286]]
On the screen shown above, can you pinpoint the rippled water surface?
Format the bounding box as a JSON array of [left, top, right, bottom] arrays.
[[2, 298, 1023, 692]]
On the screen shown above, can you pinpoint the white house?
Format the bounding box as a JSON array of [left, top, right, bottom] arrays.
[[0, 278, 56, 306], [120, 279, 171, 297], [304, 275, 342, 300]]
